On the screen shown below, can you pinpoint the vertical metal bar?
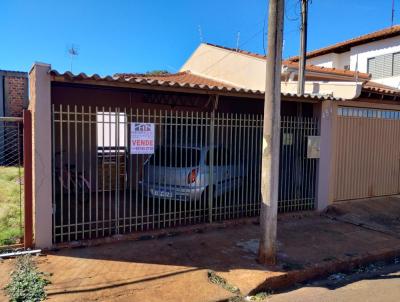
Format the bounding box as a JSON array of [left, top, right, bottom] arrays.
[[204, 111, 208, 222], [179, 111, 186, 224], [123, 107, 127, 233], [107, 109, 112, 235], [101, 109, 105, 236], [190, 111, 194, 223], [135, 108, 139, 231], [258, 114, 263, 214], [170, 112, 177, 226], [238, 113, 243, 216], [81, 106, 85, 239], [215, 112, 220, 221], [221, 113, 231, 220], [146, 109, 150, 229], [227, 113, 235, 219], [246, 114, 250, 216], [249, 114, 255, 216], [129, 107, 133, 233], [162, 110, 166, 228], [194, 111, 199, 222], [184, 111, 189, 224], [90, 106, 94, 239], [304, 117, 310, 209], [208, 110, 214, 223], [232, 113, 237, 217], [199, 111, 204, 222], [152, 110, 156, 230], [158, 109, 162, 228], [278, 117, 284, 212], [67, 105, 71, 242], [168, 110, 173, 227], [141, 109, 145, 230], [74, 106, 78, 240], [59, 105, 64, 241], [115, 108, 120, 233]]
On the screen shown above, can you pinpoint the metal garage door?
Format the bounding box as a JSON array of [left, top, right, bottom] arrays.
[[334, 106, 400, 201]]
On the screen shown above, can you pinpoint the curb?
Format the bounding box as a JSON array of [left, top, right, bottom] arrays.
[[250, 247, 400, 294], [51, 217, 259, 250]]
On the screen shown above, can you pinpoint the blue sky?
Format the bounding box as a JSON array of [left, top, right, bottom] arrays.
[[0, 0, 396, 76]]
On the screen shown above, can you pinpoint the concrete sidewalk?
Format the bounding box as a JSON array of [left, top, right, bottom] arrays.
[[1, 198, 400, 302]]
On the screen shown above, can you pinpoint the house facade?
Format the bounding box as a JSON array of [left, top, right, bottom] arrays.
[[28, 55, 400, 249], [288, 26, 400, 88]]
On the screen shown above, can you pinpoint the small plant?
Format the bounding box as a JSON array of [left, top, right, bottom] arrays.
[[4, 255, 50, 302], [207, 270, 240, 294], [248, 291, 271, 301]]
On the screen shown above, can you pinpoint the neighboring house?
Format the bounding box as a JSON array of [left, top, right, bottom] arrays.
[[0, 70, 28, 166], [180, 43, 372, 99], [288, 25, 400, 88], [0, 69, 28, 117]]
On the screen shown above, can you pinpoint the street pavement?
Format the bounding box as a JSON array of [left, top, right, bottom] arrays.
[[267, 262, 400, 302]]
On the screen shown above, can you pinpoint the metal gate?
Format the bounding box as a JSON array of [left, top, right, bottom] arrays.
[[51, 105, 318, 243], [0, 117, 24, 246], [334, 106, 400, 201], [278, 116, 319, 212]]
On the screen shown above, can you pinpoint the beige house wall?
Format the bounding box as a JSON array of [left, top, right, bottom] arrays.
[[180, 44, 266, 90], [182, 44, 365, 100]]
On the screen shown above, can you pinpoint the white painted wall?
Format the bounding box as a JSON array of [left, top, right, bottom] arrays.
[[305, 36, 400, 87], [308, 53, 335, 68]]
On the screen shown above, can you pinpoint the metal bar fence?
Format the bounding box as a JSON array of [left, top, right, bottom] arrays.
[[51, 106, 318, 243], [0, 116, 24, 246]]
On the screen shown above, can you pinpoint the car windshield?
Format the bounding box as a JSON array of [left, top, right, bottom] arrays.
[[149, 147, 201, 167]]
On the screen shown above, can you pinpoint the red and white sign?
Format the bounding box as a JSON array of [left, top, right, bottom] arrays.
[[130, 123, 155, 154]]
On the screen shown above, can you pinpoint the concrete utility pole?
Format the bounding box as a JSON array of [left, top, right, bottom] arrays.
[[297, 0, 308, 95], [258, 0, 284, 265]]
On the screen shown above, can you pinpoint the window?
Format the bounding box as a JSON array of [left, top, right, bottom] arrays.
[[367, 52, 400, 79], [96, 111, 127, 150], [337, 106, 400, 120], [149, 147, 201, 167], [343, 65, 350, 70]]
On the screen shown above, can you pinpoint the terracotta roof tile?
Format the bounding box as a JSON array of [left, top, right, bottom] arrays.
[[50, 70, 262, 95], [289, 25, 400, 61], [115, 71, 235, 88], [363, 81, 400, 96], [49, 70, 346, 101], [282, 60, 370, 79]]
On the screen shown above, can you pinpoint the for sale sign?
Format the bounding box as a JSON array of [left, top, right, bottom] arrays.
[[130, 123, 155, 154]]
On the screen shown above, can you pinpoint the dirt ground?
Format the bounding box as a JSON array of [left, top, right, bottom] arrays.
[[1, 196, 400, 302]]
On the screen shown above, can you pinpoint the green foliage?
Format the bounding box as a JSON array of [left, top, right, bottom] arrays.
[[4, 255, 50, 302], [207, 270, 240, 294], [0, 167, 23, 245], [144, 70, 170, 76]]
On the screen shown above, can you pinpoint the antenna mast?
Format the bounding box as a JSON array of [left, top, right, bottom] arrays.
[[392, 0, 395, 27], [68, 44, 79, 72]]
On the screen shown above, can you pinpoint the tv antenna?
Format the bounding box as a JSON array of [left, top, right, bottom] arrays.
[[67, 44, 79, 72], [198, 25, 204, 43], [392, 0, 395, 27], [236, 31, 241, 51]]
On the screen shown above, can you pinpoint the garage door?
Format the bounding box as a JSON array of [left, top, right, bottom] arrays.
[[334, 106, 400, 201]]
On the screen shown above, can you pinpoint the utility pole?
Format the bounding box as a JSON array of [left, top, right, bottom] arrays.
[[258, 0, 284, 265], [297, 0, 308, 95]]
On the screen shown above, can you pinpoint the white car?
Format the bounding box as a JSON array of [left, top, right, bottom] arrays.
[[140, 145, 244, 201]]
